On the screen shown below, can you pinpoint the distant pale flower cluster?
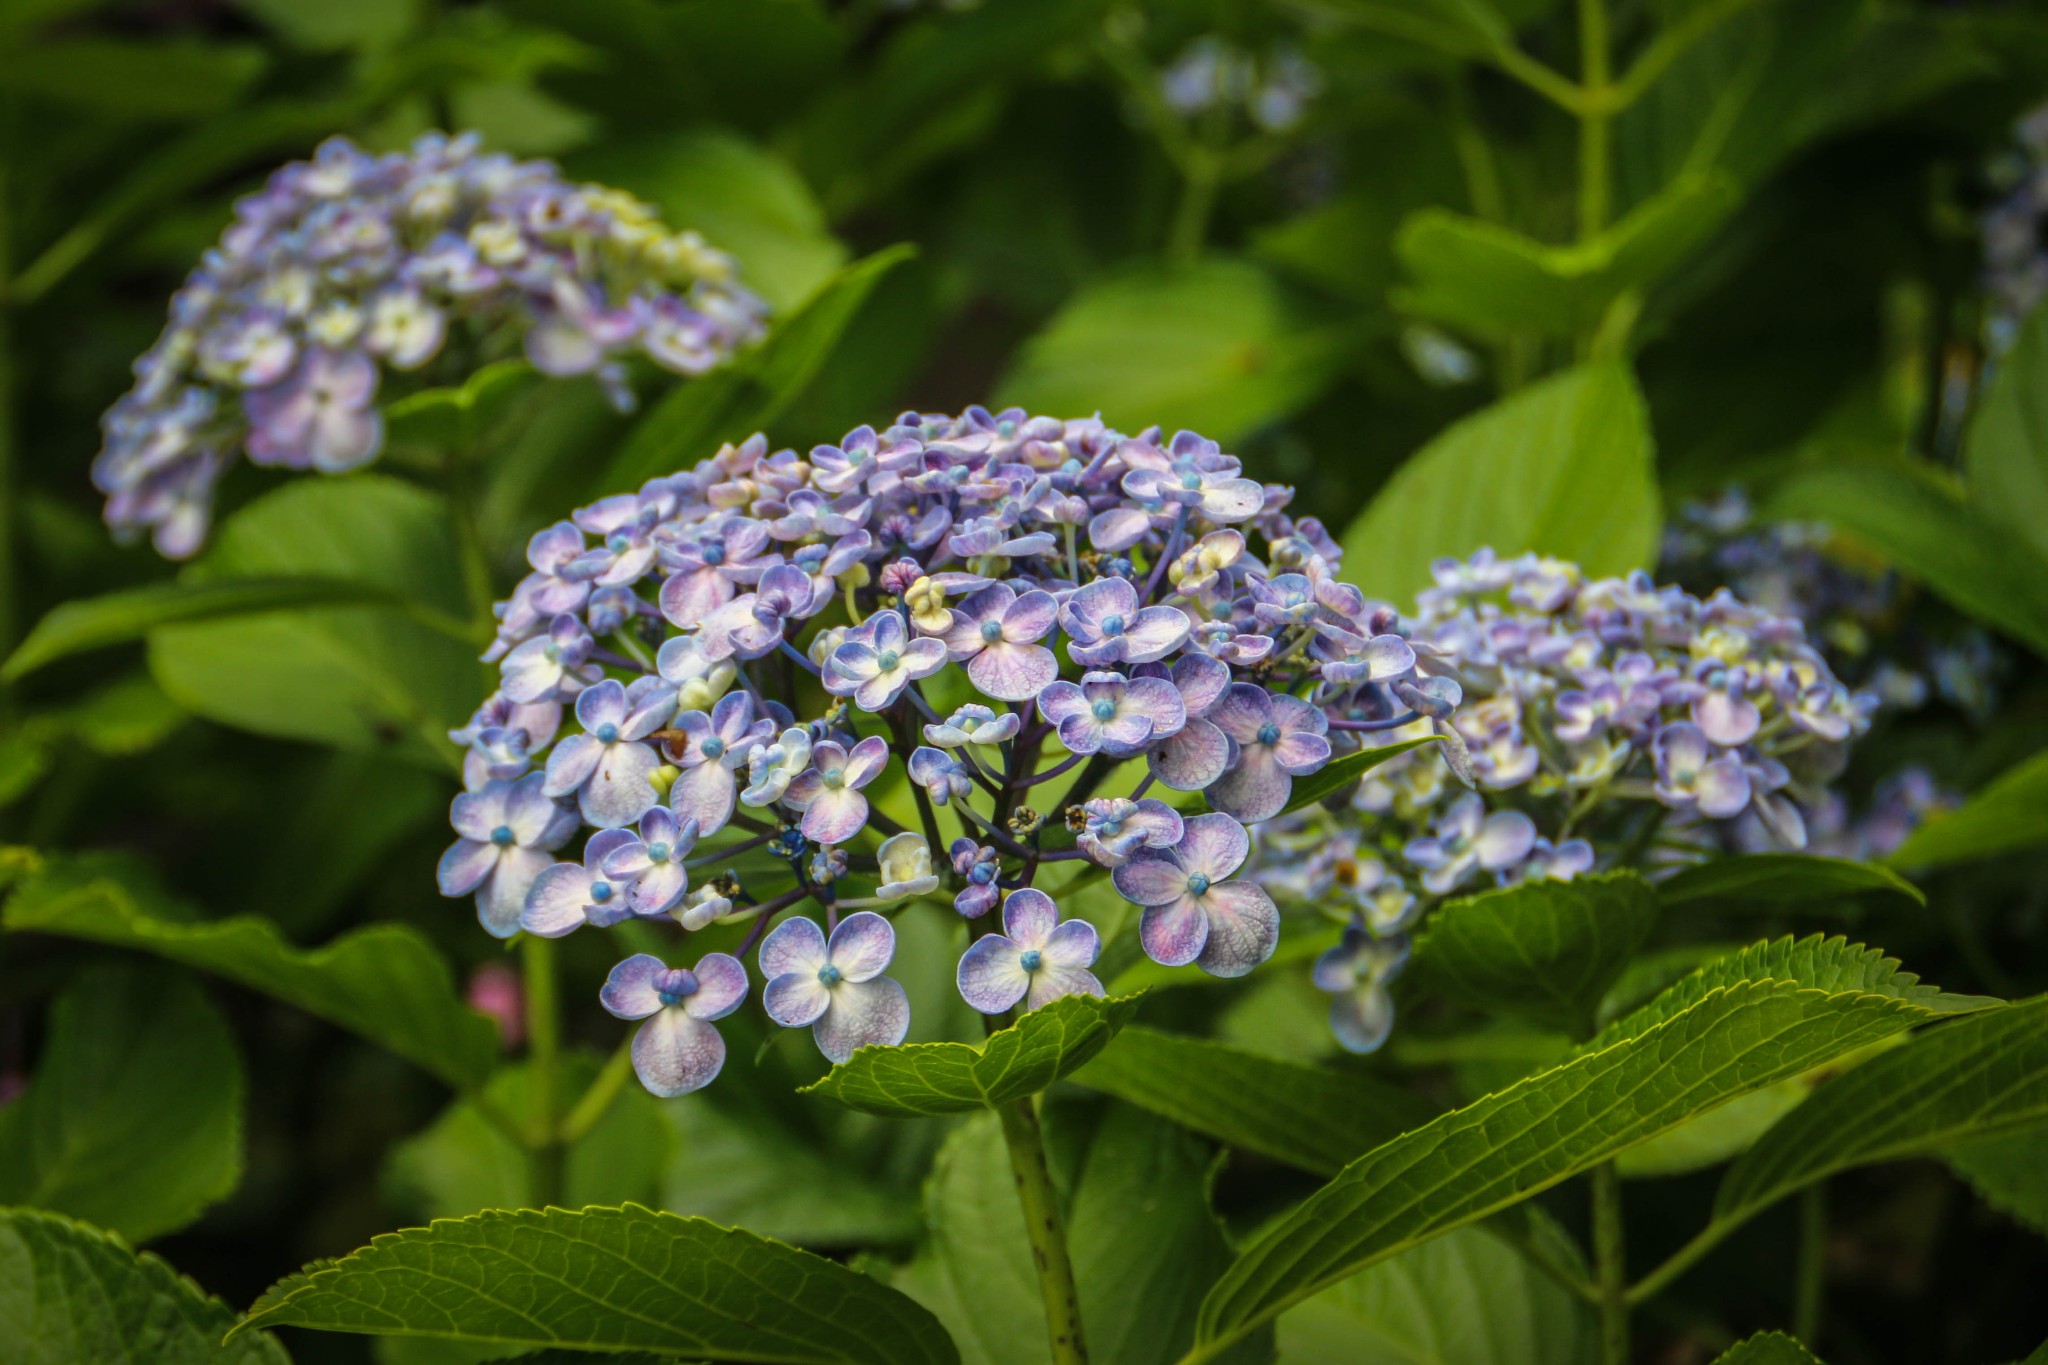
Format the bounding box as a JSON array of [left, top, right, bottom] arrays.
[[97, 132, 765, 557], [1983, 102, 2048, 353], [1159, 37, 1322, 134], [439, 406, 1442, 1096], [1258, 548, 1876, 1054]]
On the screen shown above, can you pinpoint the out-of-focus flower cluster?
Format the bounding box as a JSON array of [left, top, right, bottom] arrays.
[[1258, 547, 1878, 1055], [1158, 37, 1322, 134], [439, 406, 1443, 1097], [1983, 102, 2048, 354], [97, 132, 765, 557]]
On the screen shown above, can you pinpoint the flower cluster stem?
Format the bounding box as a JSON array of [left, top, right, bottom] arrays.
[[1794, 1183, 1826, 1346], [523, 933, 567, 1208], [996, 1092, 1090, 1365], [1593, 1161, 1629, 1365]]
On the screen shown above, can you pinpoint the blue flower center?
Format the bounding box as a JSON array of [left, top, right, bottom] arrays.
[[817, 964, 843, 987], [543, 643, 561, 662], [1019, 949, 1043, 972], [970, 863, 996, 884], [980, 619, 1003, 643], [878, 649, 900, 671], [1256, 722, 1281, 745], [607, 532, 631, 553], [1101, 614, 1126, 636], [647, 841, 671, 862], [1180, 471, 1204, 490], [1187, 872, 1211, 895], [824, 768, 844, 788], [702, 543, 725, 565], [490, 825, 515, 847], [656, 978, 696, 1008], [1099, 817, 1123, 835], [1091, 699, 1117, 721], [701, 737, 724, 758], [589, 881, 614, 902], [595, 722, 619, 743]]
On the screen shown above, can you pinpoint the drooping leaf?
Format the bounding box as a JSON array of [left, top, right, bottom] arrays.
[[0, 964, 242, 1244], [1275, 1224, 1594, 1365], [890, 1113, 1041, 1365], [1945, 1125, 2048, 1236], [147, 476, 484, 762], [2, 856, 500, 1092], [0, 1209, 290, 1364], [3, 576, 412, 682], [1964, 304, 2048, 565], [1072, 1026, 1434, 1177], [604, 245, 914, 490], [1710, 1332, 1826, 1364], [1341, 363, 1660, 604], [1412, 872, 1659, 1035], [996, 258, 1355, 444], [1186, 940, 1991, 1357], [233, 1204, 958, 1364], [1888, 750, 2048, 870], [801, 993, 1141, 1118], [1656, 855, 1923, 908], [1713, 996, 2048, 1230]]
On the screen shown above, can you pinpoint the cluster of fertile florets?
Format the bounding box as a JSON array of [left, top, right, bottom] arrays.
[[96, 132, 764, 558], [438, 407, 1443, 1097], [1257, 548, 1876, 1055]]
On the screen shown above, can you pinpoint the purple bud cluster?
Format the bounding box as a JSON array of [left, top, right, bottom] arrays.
[[439, 406, 1437, 1097], [97, 132, 765, 557], [1258, 547, 1876, 1055]]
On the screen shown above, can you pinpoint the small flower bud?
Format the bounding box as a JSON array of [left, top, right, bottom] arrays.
[[1008, 806, 1044, 837]]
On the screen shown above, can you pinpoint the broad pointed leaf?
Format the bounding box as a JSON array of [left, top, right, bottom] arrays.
[[1888, 749, 2048, 870], [801, 993, 1141, 1117], [1657, 854, 1922, 909], [1946, 1126, 2048, 1236], [232, 1204, 958, 1364], [1964, 304, 2048, 564]]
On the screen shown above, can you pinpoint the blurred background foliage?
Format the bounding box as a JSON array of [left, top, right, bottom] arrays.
[[4, 0, 2048, 1361]]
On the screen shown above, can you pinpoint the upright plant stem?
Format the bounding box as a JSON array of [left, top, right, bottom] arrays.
[[524, 933, 566, 1208], [1593, 1161, 1629, 1365], [0, 151, 17, 662], [996, 1093, 1089, 1365], [1576, 0, 1612, 242], [1794, 1184, 1827, 1346]]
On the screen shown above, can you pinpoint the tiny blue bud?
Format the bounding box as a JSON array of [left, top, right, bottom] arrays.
[[647, 842, 670, 861], [490, 825, 515, 846], [1187, 872, 1211, 895], [1256, 722, 1281, 745], [595, 723, 619, 743], [701, 737, 724, 758], [589, 881, 614, 902], [1019, 949, 1043, 972], [817, 963, 843, 987], [1101, 614, 1126, 636], [981, 619, 1003, 643], [878, 649, 900, 671], [1091, 699, 1117, 721]]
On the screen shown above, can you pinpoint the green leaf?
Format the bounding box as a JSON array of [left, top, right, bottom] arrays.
[[0, 38, 266, 118], [800, 993, 1141, 1118], [1412, 872, 1659, 1035], [1711, 1334, 1825, 1365], [0, 1209, 290, 1364], [232, 0, 418, 50], [1275, 1224, 1594, 1365], [1394, 174, 1741, 339], [1714, 996, 2048, 1231], [148, 475, 483, 762], [0, 963, 241, 1243], [1341, 363, 1660, 604], [2, 856, 500, 1092], [575, 130, 847, 311], [1768, 458, 2048, 658], [1656, 855, 1924, 909], [997, 258, 1354, 444], [383, 359, 540, 458], [1300, 0, 1516, 61], [1964, 282, 2048, 564], [1888, 750, 2048, 870], [890, 1114, 1041, 1365], [3, 575, 413, 682], [233, 1204, 958, 1364], [1185, 938, 1991, 1358], [604, 245, 914, 490], [1241, 737, 1442, 819], [1946, 1125, 2048, 1236], [1072, 1026, 1435, 1177]]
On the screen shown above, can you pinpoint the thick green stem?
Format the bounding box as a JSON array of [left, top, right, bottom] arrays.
[[558, 1035, 635, 1146], [1165, 152, 1220, 268], [1593, 1162, 1629, 1365], [996, 1095, 1089, 1365], [1576, 0, 1612, 242], [524, 934, 566, 1208], [1794, 1184, 1826, 1346]]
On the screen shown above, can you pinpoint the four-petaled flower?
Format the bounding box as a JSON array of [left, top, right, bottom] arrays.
[[600, 952, 749, 1096], [1038, 671, 1186, 757], [1205, 683, 1332, 822], [702, 563, 820, 660], [957, 889, 1104, 1013], [1313, 928, 1409, 1054], [666, 691, 774, 835], [874, 832, 942, 901], [826, 610, 947, 711], [542, 676, 675, 828], [782, 736, 889, 844], [1402, 793, 1536, 895], [1651, 722, 1750, 818], [924, 703, 1021, 748], [1060, 576, 1190, 667], [600, 806, 702, 916], [1075, 797, 1184, 868], [522, 829, 640, 937], [939, 584, 1060, 701], [438, 773, 579, 936], [759, 913, 911, 1063], [908, 747, 974, 806], [501, 613, 600, 703], [742, 727, 812, 808], [1113, 813, 1279, 977]]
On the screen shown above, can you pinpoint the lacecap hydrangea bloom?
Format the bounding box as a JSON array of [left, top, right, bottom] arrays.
[[439, 407, 1448, 1096], [1255, 548, 1877, 1054], [97, 132, 765, 557]]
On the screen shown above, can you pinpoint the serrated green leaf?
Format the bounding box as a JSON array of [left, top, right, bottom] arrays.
[[1340, 363, 1660, 604], [0, 964, 241, 1243], [1072, 1026, 1434, 1177], [1275, 1224, 1594, 1365], [3, 575, 411, 682], [1888, 749, 2048, 870], [1657, 855, 1923, 908], [801, 993, 1141, 1117], [0, 1209, 289, 1364], [2, 856, 500, 1091], [1413, 872, 1659, 1035], [1714, 996, 2048, 1230], [1711, 1332, 1825, 1364], [1945, 1125, 2048, 1236], [237, 1206, 957, 1363], [1184, 941, 1991, 1358]]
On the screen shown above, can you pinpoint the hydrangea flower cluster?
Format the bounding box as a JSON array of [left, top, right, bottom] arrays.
[[1257, 548, 1877, 1055], [1983, 101, 2048, 354], [97, 132, 765, 557], [1158, 37, 1323, 134], [439, 407, 1441, 1096]]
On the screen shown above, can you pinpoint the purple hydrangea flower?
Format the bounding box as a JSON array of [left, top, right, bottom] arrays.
[[908, 747, 974, 806], [1313, 928, 1409, 1054], [1112, 813, 1279, 977], [438, 773, 579, 936], [826, 610, 948, 711], [1038, 671, 1186, 757], [924, 703, 1021, 748], [1205, 683, 1331, 822], [950, 838, 1003, 917], [1652, 722, 1751, 818], [666, 691, 774, 836], [522, 829, 641, 937], [701, 563, 822, 661], [957, 889, 1104, 1013], [599, 806, 702, 917], [939, 584, 1060, 702], [1060, 576, 1190, 667], [599, 952, 749, 1096], [542, 676, 675, 828], [1402, 793, 1536, 895], [501, 614, 601, 704], [1075, 797, 1185, 868], [657, 516, 776, 624], [1137, 652, 1235, 791], [782, 736, 889, 844], [759, 913, 911, 1063], [243, 348, 382, 473]]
